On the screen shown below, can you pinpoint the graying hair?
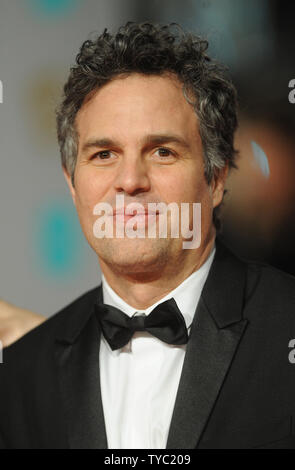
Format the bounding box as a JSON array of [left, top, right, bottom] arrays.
[[56, 22, 239, 229]]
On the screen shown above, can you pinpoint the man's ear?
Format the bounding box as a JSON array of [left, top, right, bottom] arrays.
[[62, 165, 76, 206], [211, 164, 229, 209]]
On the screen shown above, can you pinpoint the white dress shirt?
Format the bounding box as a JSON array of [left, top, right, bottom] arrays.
[[99, 247, 215, 449]]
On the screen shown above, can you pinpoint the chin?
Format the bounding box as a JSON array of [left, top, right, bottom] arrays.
[[94, 238, 170, 273]]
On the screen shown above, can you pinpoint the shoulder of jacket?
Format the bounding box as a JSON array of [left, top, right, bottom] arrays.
[[2, 284, 101, 358]]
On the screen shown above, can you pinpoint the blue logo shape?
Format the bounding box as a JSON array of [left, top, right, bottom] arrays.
[[33, 200, 85, 278], [29, 0, 78, 17], [251, 141, 270, 178]]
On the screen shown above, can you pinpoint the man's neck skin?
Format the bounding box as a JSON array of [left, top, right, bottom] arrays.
[[98, 233, 215, 310]]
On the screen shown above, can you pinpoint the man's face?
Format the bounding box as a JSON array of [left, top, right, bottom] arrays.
[[63, 73, 227, 278]]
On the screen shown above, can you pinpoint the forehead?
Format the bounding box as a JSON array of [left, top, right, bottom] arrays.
[[75, 73, 199, 142]]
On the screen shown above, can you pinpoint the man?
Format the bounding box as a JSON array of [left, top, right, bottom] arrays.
[[1, 22, 295, 449]]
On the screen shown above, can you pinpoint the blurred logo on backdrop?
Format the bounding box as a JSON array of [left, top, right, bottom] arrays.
[[24, 71, 61, 147], [32, 199, 86, 279], [28, 0, 78, 17], [251, 141, 270, 179]]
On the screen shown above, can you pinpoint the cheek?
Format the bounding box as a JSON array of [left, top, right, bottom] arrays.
[[74, 170, 107, 211], [160, 171, 211, 204], [74, 174, 104, 240]]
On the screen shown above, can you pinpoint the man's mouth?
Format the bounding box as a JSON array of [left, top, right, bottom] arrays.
[[111, 208, 160, 225]]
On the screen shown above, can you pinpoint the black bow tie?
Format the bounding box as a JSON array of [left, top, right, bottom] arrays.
[[94, 298, 189, 351]]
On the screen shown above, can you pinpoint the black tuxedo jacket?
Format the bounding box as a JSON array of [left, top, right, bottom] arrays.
[[1, 239, 295, 449]]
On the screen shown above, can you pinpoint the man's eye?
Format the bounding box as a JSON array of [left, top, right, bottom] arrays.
[[155, 148, 174, 158], [93, 150, 113, 160]]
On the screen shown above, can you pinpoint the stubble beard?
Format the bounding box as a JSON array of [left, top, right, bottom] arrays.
[[93, 235, 180, 282]]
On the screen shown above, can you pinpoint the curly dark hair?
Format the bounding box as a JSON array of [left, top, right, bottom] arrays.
[[56, 22, 239, 230]]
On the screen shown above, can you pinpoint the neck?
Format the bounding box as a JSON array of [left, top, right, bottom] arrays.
[[99, 235, 216, 310]]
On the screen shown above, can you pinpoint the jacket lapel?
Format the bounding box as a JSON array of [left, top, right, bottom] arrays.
[[52, 239, 249, 450], [54, 286, 108, 449], [167, 240, 249, 449]]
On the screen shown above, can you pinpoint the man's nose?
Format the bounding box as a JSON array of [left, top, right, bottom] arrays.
[[114, 155, 151, 195]]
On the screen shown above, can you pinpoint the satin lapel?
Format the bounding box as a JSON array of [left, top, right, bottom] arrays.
[[167, 240, 249, 449], [54, 287, 108, 449], [166, 298, 248, 449]]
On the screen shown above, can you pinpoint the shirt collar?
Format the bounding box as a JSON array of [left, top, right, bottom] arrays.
[[102, 245, 216, 330]]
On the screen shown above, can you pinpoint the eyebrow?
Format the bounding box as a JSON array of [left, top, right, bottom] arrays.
[[80, 134, 191, 154], [144, 134, 191, 150], [81, 138, 114, 153]]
